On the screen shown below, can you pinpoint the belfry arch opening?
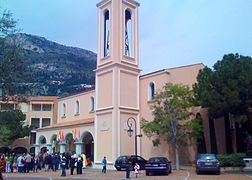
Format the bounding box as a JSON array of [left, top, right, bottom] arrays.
[[104, 9, 110, 57], [125, 9, 133, 57]]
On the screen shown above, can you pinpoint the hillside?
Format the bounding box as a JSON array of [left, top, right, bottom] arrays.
[[2, 33, 97, 96]]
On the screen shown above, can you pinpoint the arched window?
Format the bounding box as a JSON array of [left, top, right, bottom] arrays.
[[39, 136, 46, 145], [125, 9, 133, 57], [148, 82, 155, 101], [75, 100, 80, 115], [89, 97, 94, 112], [104, 10, 110, 57], [62, 103, 66, 117]]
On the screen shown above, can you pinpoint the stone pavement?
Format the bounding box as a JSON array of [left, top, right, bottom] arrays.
[[2, 167, 252, 180]]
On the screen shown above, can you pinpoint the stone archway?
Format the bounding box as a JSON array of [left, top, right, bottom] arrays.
[[39, 135, 47, 145], [13, 147, 27, 154], [65, 133, 75, 153], [51, 134, 60, 153], [0, 147, 11, 154], [81, 131, 94, 161], [38, 135, 47, 154]]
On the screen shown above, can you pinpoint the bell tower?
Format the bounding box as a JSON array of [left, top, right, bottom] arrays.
[[95, 0, 140, 166]]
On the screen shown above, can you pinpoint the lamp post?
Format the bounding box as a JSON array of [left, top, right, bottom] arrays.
[[127, 117, 142, 157]]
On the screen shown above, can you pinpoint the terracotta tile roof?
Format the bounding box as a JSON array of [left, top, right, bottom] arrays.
[[37, 118, 94, 130]]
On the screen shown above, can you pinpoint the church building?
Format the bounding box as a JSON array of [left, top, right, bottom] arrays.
[[33, 0, 204, 167]]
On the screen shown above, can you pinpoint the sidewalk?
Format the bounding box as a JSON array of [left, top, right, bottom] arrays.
[[2, 166, 252, 180]]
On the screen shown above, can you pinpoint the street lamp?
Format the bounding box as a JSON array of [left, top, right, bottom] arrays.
[[127, 117, 142, 157]]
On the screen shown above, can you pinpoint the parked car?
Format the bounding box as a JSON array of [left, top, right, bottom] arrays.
[[196, 153, 220, 175], [145, 157, 172, 176], [114, 155, 147, 171]]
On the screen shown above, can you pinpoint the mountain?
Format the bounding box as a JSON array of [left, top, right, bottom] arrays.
[[3, 33, 97, 96]]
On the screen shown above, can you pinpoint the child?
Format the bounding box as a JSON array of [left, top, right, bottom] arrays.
[[101, 156, 107, 173], [134, 162, 140, 178]]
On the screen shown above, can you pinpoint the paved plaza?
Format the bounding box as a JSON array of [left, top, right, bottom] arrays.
[[2, 167, 252, 180]]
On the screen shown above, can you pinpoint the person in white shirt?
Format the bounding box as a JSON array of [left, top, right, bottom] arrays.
[[17, 154, 25, 173]]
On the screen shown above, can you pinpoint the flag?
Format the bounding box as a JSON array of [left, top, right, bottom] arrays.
[[62, 131, 64, 141]]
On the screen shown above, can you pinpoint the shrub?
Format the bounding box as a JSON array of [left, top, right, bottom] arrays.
[[217, 153, 246, 167]]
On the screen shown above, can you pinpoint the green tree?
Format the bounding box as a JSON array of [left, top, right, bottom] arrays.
[[186, 116, 204, 141], [0, 110, 30, 146], [193, 53, 252, 119], [0, 10, 18, 36], [0, 9, 31, 96], [193, 53, 252, 153], [141, 83, 194, 170]]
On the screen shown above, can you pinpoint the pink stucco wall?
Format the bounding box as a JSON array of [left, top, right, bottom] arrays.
[[139, 64, 204, 163]]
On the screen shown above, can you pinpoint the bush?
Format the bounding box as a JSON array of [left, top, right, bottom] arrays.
[[217, 153, 246, 167]]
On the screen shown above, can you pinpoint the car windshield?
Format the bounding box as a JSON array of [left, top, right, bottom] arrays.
[[149, 157, 167, 163], [198, 154, 216, 160]]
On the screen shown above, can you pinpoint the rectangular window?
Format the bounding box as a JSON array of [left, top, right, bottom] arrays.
[[32, 104, 41, 111], [31, 118, 40, 130], [42, 118, 50, 127], [42, 104, 52, 111]]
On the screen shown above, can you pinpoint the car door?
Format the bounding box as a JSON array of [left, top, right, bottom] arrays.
[[136, 156, 146, 169]]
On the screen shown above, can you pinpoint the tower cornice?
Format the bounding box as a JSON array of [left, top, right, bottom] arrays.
[[94, 62, 141, 74], [97, 0, 140, 8], [96, 0, 111, 8]]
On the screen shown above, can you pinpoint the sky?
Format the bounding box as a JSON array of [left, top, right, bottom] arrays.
[[1, 0, 252, 74]]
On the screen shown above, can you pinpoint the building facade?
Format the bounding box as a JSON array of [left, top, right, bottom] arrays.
[[0, 96, 58, 153], [0, 0, 208, 167], [34, 0, 204, 167]]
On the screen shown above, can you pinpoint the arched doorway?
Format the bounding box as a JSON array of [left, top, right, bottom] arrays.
[[39, 135, 47, 154], [0, 147, 11, 154], [82, 131, 94, 161], [13, 147, 27, 154], [51, 134, 60, 153], [196, 113, 207, 153], [65, 133, 75, 153]]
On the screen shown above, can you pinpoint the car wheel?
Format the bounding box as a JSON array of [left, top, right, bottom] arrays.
[[165, 170, 169, 175], [216, 170, 220, 175], [196, 170, 200, 175], [146, 171, 149, 176], [169, 167, 172, 174]]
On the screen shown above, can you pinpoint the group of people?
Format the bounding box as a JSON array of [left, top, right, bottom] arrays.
[[60, 152, 84, 177], [0, 152, 63, 174], [0, 151, 93, 178], [0, 152, 141, 179]]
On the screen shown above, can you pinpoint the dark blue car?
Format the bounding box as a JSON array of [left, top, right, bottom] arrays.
[[145, 157, 172, 176], [114, 155, 147, 171], [196, 154, 220, 175]]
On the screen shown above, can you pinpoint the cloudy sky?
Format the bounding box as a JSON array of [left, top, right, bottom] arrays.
[[2, 0, 252, 74]]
